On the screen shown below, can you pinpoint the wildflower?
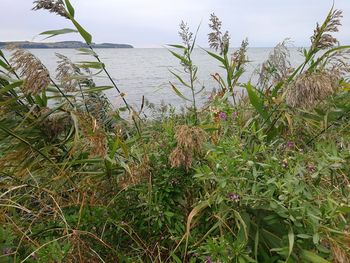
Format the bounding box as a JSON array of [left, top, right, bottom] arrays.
[[282, 159, 289, 169], [228, 193, 240, 202], [31, 252, 38, 260], [205, 256, 214, 263], [2, 248, 12, 256], [286, 141, 295, 149], [232, 111, 238, 120], [307, 163, 317, 173], [219, 111, 227, 121]]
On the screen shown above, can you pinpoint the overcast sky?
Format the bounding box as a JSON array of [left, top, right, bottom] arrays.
[[1, 0, 349, 47]]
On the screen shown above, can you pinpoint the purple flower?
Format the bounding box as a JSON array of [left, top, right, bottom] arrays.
[[228, 193, 240, 202], [307, 163, 316, 173], [232, 111, 238, 120], [286, 141, 295, 149], [205, 256, 214, 263], [208, 95, 213, 101], [219, 112, 227, 121], [2, 248, 12, 256]]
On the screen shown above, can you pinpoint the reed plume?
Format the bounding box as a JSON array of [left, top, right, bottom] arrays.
[[286, 71, 338, 109], [311, 9, 342, 49], [32, 0, 69, 19], [231, 38, 249, 66], [9, 47, 50, 95], [179, 21, 193, 48], [257, 40, 292, 88], [76, 112, 108, 158], [208, 13, 230, 55], [55, 53, 79, 92], [170, 125, 206, 170]]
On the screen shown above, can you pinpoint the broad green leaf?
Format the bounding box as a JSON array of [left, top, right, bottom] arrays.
[[169, 70, 190, 88], [0, 59, 10, 70], [40, 28, 78, 39], [246, 82, 269, 121], [169, 51, 190, 65], [287, 228, 294, 261], [77, 48, 96, 56], [167, 44, 186, 49], [205, 49, 226, 65], [71, 18, 92, 44], [300, 250, 330, 263], [64, 0, 75, 17], [0, 81, 23, 94], [170, 82, 190, 101], [82, 86, 113, 93], [78, 61, 104, 69]]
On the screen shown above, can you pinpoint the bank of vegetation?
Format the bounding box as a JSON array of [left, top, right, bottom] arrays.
[[0, 1, 349, 262]]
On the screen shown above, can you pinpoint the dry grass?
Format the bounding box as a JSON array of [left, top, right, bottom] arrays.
[[286, 71, 338, 109], [170, 125, 206, 170], [9, 47, 50, 95]]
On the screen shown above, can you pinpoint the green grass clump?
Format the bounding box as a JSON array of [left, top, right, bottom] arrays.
[[0, 1, 349, 262]]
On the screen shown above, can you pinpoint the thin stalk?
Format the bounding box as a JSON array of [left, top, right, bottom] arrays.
[[87, 44, 141, 135], [50, 77, 75, 108]]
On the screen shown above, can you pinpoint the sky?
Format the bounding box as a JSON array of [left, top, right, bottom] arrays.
[[1, 0, 349, 47]]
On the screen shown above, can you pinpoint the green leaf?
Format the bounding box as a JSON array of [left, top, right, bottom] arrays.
[[169, 51, 190, 65], [71, 18, 92, 44], [77, 48, 96, 56], [169, 82, 190, 101], [169, 70, 190, 88], [167, 44, 186, 49], [300, 250, 330, 263], [205, 49, 226, 65], [0, 81, 23, 94], [0, 59, 10, 71], [78, 61, 104, 69], [64, 0, 75, 17], [286, 228, 294, 261], [39, 28, 78, 39], [245, 82, 269, 121], [82, 86, 113, 93]]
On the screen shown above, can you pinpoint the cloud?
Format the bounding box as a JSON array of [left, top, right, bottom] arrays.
[[0, 0, 349, 47]]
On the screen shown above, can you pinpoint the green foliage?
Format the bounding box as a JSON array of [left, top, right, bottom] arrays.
[[0, 2, 349, 263]]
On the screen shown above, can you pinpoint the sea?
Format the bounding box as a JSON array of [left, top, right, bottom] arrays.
[[6, 48, 305, 109]]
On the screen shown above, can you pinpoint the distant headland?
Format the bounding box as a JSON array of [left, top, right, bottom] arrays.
[[0, 41, 134, 49]]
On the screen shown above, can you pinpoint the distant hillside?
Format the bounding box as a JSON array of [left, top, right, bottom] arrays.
[[0, 41, 133, 49]]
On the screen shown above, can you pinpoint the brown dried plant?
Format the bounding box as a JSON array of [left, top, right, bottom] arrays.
[[9, 47, 50, 95], [208, 13, 230, 55], [311, 9, 343, 50], [32, 0, 69, 19], [231, 38, 249, 67], [170, 125, 206, 170], [286, 71, 339, 109], [55, 53, 80, 92], [75, 112, 108, 158], [179, 21, 193, 48], [257, 39, 293, 89]]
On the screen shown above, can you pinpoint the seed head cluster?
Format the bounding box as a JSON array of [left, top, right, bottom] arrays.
[[208, 13, 230, 55], [55, 53, 80, 92], [311, 10, 342, 50], [170, 125, 206, 170], [9, 47, 50, 95], [286, 71, 338, 109], [32, 0, 69, 19]]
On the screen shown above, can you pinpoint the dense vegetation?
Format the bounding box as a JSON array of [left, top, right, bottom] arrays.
[[0, 1, 349, 262]]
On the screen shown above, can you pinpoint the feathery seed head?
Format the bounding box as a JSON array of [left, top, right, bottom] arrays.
[[32, 0, 69, 19]]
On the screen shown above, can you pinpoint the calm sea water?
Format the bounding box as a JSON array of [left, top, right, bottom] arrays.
[[9, 48, 304, 108]]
